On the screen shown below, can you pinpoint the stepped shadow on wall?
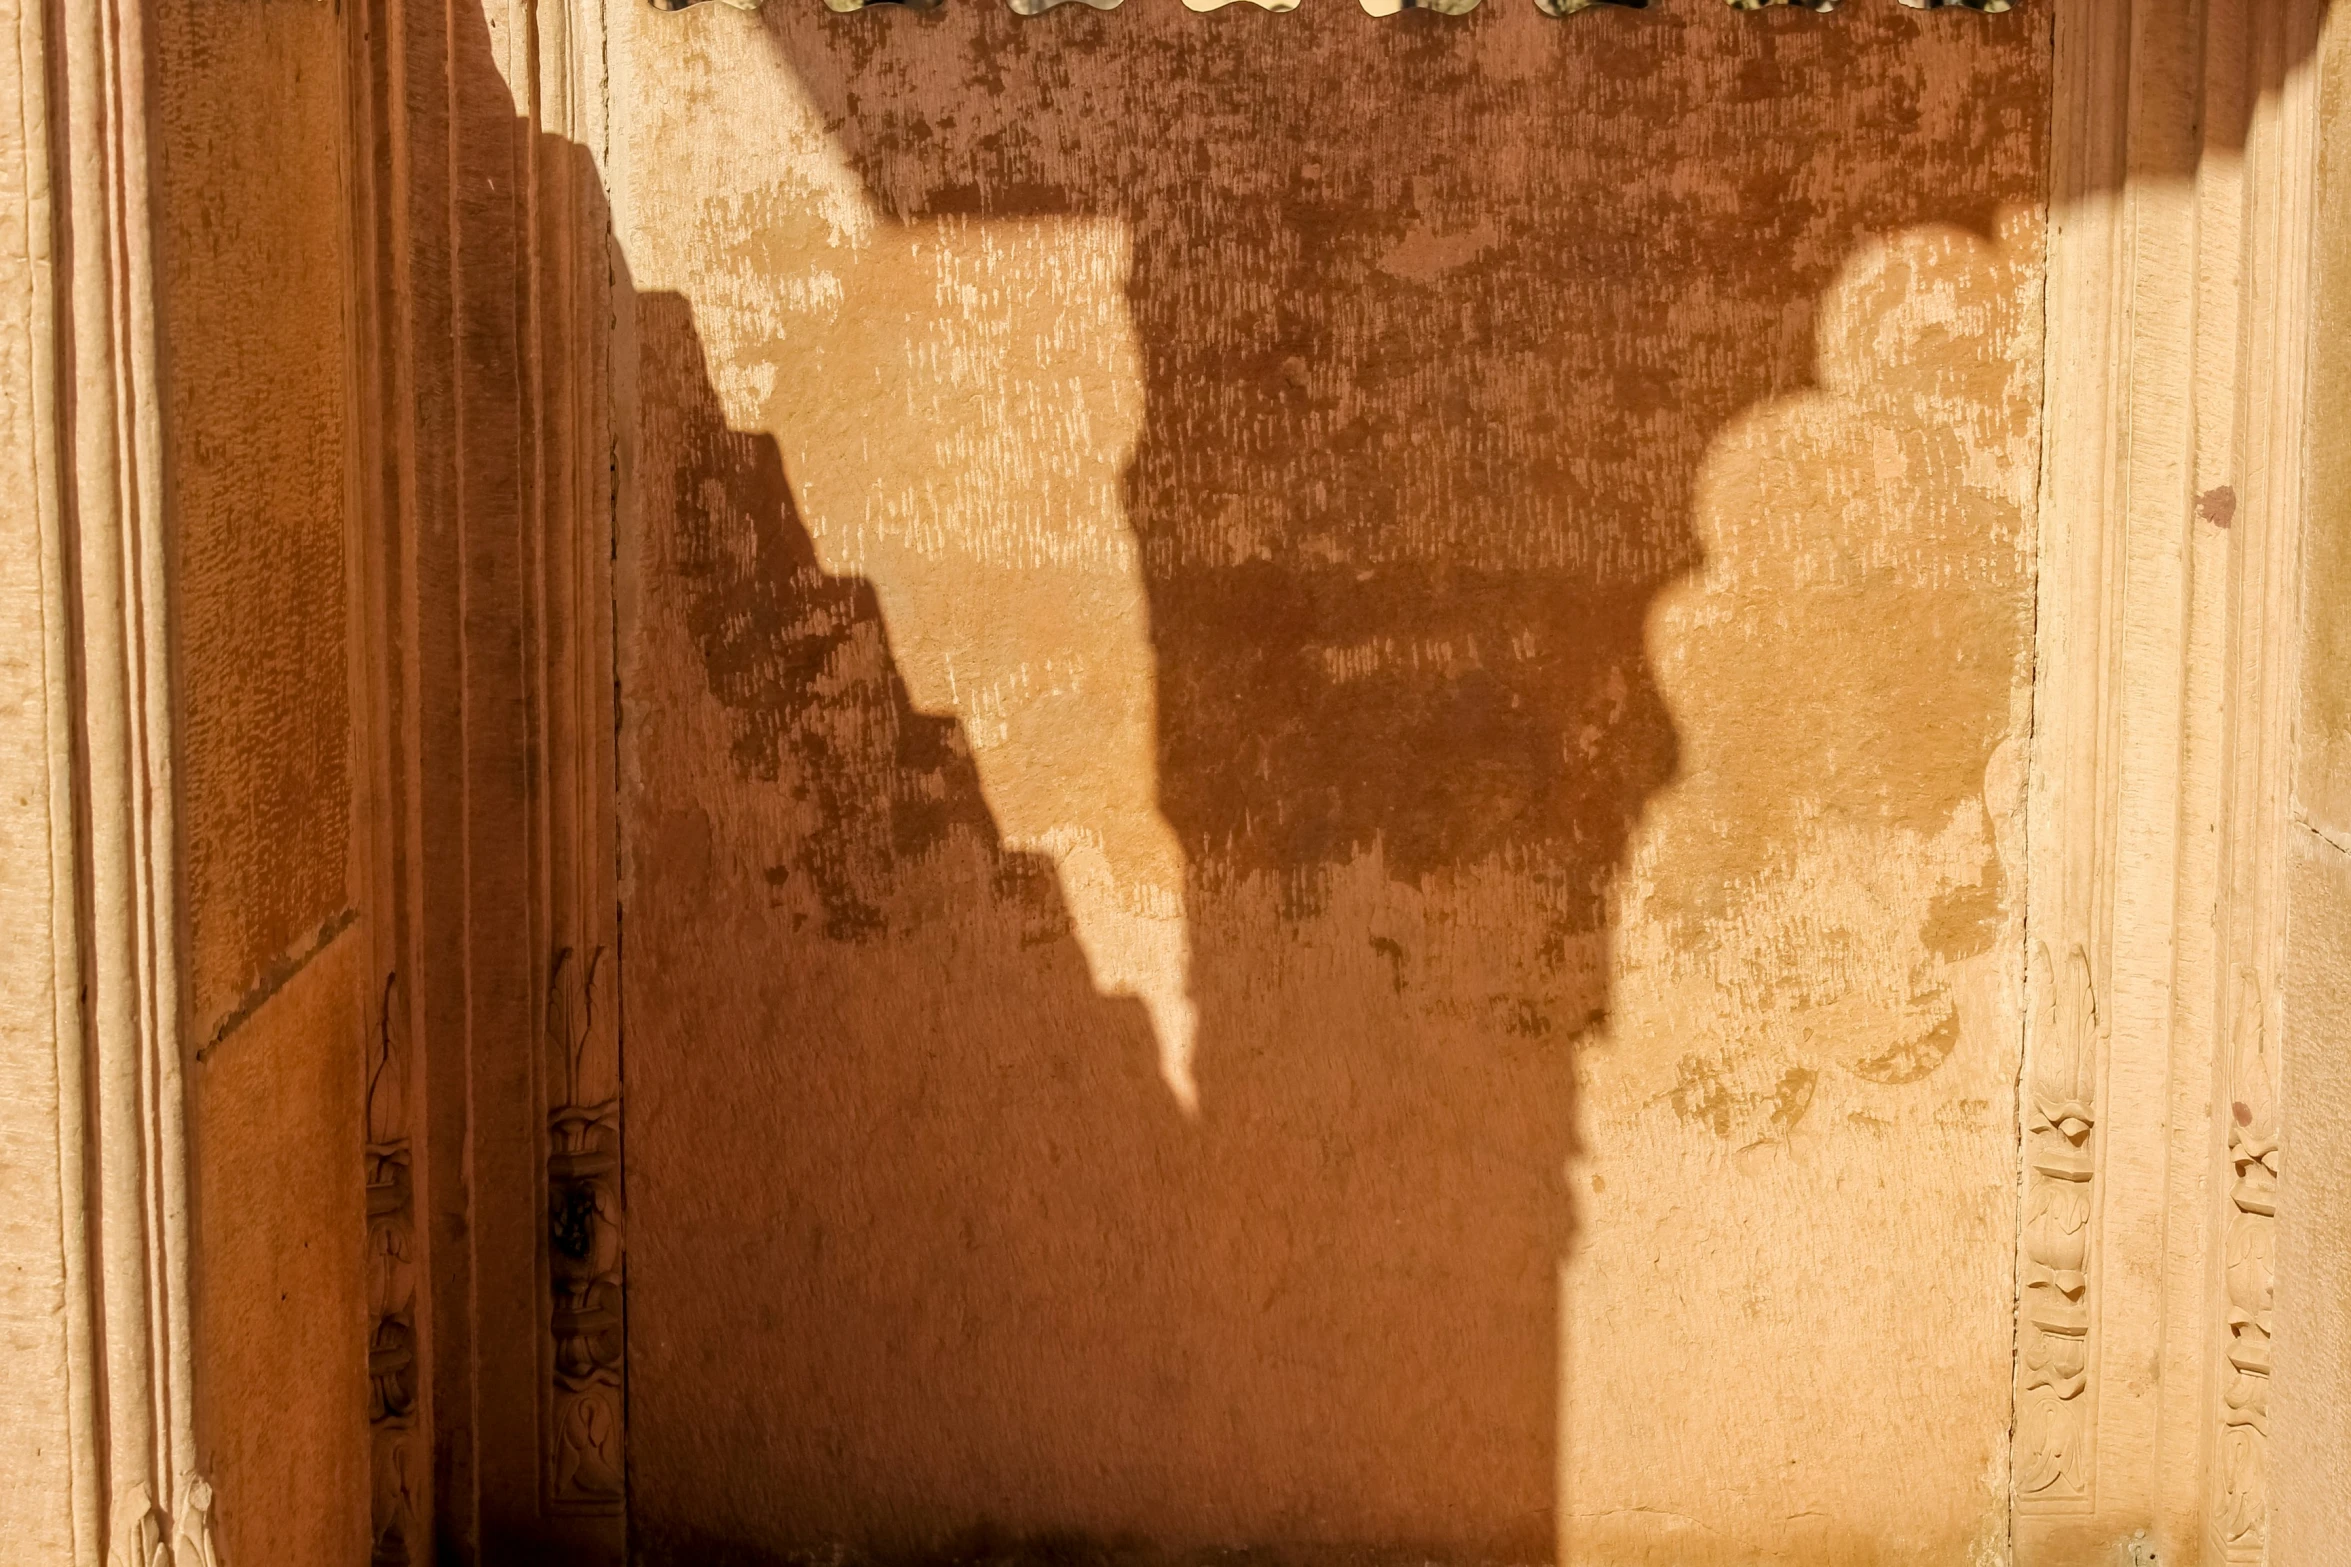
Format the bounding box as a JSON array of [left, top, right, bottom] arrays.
[[629, 289, 1602, 1564], [609, 5, 2068, 1565]]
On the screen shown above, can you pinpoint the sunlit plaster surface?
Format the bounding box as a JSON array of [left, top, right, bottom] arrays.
[[639, 101, 1199, 1107]]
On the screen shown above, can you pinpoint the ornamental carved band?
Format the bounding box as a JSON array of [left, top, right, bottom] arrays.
[[367, 976, 424, 1566], [2217, 975, 2278, 1563], [2017, 942, 2101, 1511], [548, 948, 626, 1512], [654, 0, 2009, 18]]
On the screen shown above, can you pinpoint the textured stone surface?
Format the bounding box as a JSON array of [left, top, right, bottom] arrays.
[[153, 1, 367, 1560], [190, 927, 370, 1567], [157, 0, 355, 1043], [611, 6, 2047, 1562], [2275, 8, 2351, 1559]]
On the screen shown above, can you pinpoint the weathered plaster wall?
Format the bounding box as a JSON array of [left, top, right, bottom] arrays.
[[612, 7, 2047, 1563], [152, 2, 368, 1563], [2274, 7, 2351, 1557]]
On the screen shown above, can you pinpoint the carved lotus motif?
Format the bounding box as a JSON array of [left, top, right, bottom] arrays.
[[2033, 1097, 2095, 1144], [369, 1317, 418, 1423], [553, 1278, 626, 1386], [2016, 1384, 2084, 1499], [2226, 1212, 2275, 1315], [2217, 1420, 2268, 1547], [555, 1388, 626, 1505], [2025, 1180, 2091, 1275]]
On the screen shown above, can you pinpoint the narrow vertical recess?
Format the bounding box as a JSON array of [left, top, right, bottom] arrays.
[[344, 0, 623, 1557]]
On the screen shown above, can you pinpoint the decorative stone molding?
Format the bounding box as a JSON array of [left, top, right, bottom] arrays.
[[14, 0, 228, 1559], [2217, 977, 2278, 1562], [546, 948, 626, 1513], [2017, 942, 2101, 1510], [365, 975, 420, 1566], [639, 0, 2011, 16], [2024, 1, 2325, 1557]]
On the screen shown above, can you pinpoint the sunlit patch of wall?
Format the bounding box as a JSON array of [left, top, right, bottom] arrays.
[[663, 178, 1201, 1102], [1573, 217, 2042, 1565]]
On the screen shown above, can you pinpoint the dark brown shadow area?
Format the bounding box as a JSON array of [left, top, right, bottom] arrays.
[[609, 7, 2060, 1565]]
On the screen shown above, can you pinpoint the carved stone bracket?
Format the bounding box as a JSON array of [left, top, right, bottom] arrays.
[[547, 948, 626, 1513], [2017, 942, 2102, 1512]]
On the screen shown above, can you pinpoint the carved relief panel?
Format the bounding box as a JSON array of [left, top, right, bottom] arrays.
[[2017, 942, 2101, 1512], [2216, 978, 2278, 1562], [366, 976, 422, 1566], [546, 948, 626, 1513]]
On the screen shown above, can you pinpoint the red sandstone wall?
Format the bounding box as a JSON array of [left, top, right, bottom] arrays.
[[153, 3, 370, 1562]]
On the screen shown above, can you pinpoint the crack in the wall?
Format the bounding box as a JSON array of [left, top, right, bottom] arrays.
[[2295, 813, 2351, 860]]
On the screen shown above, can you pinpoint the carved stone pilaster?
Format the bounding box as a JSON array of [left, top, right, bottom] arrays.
[[16, 0, 229, 1556], [547, 948, 625, 1513], [2017, 942, 2101, 1511], [2216, 976, 2277, 1563]]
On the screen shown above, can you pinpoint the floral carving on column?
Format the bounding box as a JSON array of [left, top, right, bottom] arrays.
[[2216, 975, 2277, 1562], [548, 947, 625, 1511], [2017, 941, 2101, 1510], [366, 974, 421, 1566]]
